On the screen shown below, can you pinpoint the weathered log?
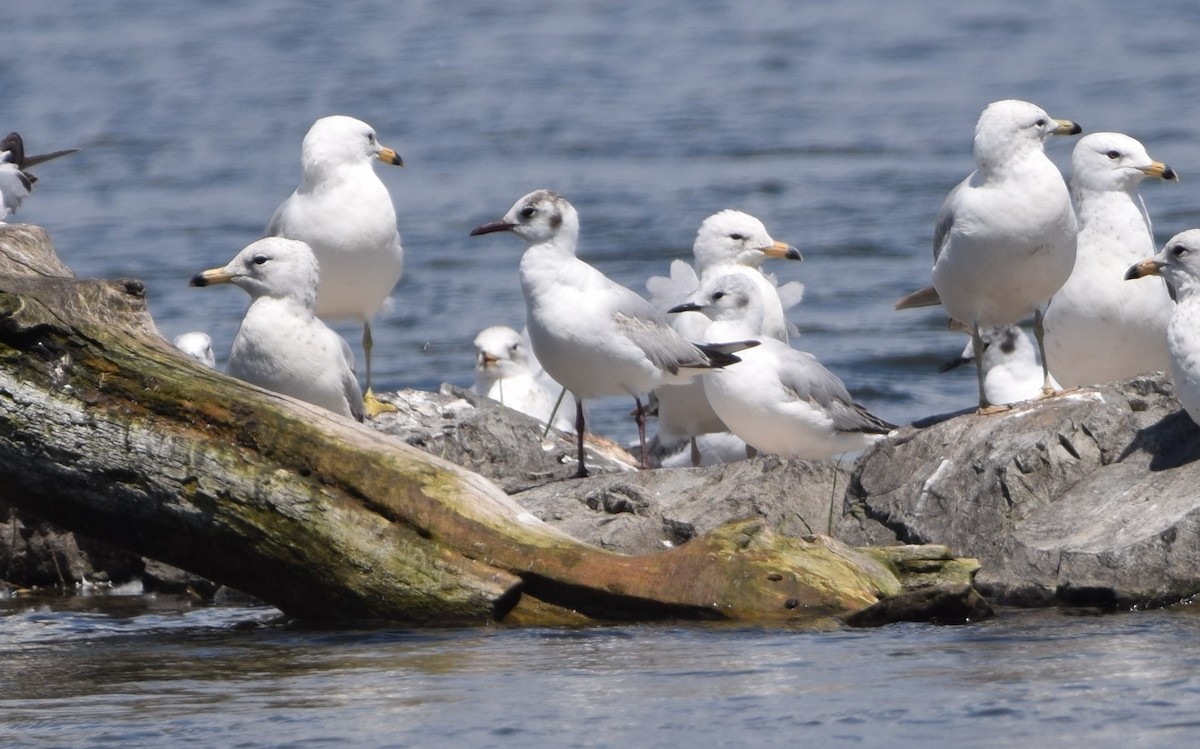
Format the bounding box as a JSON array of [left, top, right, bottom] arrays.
[[0, 224, 981, 626]]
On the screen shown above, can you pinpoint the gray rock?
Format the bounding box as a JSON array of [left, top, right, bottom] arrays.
[[141, 558, 220, 598], [512, 454, 859, 554], [848, 372, 1200, 607], [0, 502, 143, 588], [368, 385, 638, 492]]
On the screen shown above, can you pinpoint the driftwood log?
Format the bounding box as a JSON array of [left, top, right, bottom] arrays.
[[0, 224, 985, 626]]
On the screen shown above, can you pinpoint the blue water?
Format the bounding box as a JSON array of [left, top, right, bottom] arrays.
[[4, 1, 1200, 745], [1, 598, 1199, 749]]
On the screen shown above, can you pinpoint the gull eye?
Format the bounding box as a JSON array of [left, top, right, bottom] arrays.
[[729, 233, 745, 241], [520, 206, 537, 219], [367, 132, 376, 144], [711, 291, 726, 301], [1105, 150, 1120, 160], [1171, 245, 1189, 258], [253, 255, 269, 265], [1034, 118, 1047, 128]]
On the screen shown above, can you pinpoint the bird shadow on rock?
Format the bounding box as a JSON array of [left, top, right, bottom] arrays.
[[1118, 408, 1200, 472]]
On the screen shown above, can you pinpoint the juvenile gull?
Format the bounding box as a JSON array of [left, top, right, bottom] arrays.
[[0, 132, 78, 221], [1127, 230, 1200, 426], [266, 115, 403, 416], [645, 209, 802, 466], [897, 99, 1081, 410], [190, 237, 364, 422], [672, 274, 893, 459], [470, 189, 756, 477], [471, 324, 577, 433], [1044, 132, 1178, 387], [939, 324, 1045, 406]]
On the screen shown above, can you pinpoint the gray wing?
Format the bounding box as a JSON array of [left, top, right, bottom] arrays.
[[613, 312, 713, 374], [932, 175, 972, 261], [778, 348, 894, 434]]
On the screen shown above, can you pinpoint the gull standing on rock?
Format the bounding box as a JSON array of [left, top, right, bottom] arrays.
[[896, 99, 1081, 411], [644, 209, 802, 466], [938, 324, 1045, 406], [266, 115, 404, 417], [672, 274, 894, 459], [1126, 230, 1200, 427], [471, 325, 577, 433], [190, 237, 364, 422], [470, 189, 756, 477], [1044, 132, 1178, 387], [0, 132, 78, 221]]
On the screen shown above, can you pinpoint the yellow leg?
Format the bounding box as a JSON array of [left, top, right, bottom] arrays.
[[361, 320, 397, 418]]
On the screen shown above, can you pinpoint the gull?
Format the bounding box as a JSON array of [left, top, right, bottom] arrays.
[[938, 324, 1045, 406], [471, 324, 577, 433], [173, 331, 216, 369], [265, 115, 403, 416], [644, 209, 802, 466], [671, 274, 894, 459], [896, 99, 1081, 410], [1044, 132, 1178, 387], [470, 189, 756, 477], [1126, 230, 1200, 426], [190, 237, 364, 422], [0, 132, 78, 221]]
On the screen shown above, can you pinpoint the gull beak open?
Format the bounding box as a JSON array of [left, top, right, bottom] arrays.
[[189, 268, 235, 287], [1140, 161, 1179, 181], [1125, 258, 1165, 280], [377, 146, 404, 167], [1051, 119, 1082, 136], [761, 241, 803, 261], [470, 220, 517, 236]]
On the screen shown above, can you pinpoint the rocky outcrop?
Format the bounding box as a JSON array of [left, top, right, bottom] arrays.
[[848, 373, 1200, 608], [378, 374, 1200, 611]]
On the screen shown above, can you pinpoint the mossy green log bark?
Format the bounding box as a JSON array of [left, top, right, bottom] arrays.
[[0, 225, 983, 626]]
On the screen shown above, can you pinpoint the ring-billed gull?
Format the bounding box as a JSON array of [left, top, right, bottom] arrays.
[[470, 189, 757, 477], [265, 115, 403, 416], [1126, 230, 1200, 426], [671, 274, 894, 459], [0, 132, 78, 221], [1044, 132, 1178, 387], [897, 100, 1081, 411], [938, 324, 1045, 406], [189, 237, 364, 422], [172, 331, 216, 369], [644, 209, 802, 466], [471, 324, 577, 433]]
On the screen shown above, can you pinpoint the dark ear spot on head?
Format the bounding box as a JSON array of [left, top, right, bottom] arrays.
[[550, 213, 563, 229]]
